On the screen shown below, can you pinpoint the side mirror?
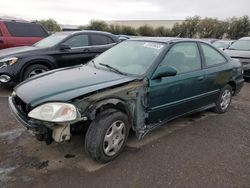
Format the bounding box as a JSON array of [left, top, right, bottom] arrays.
[[59, 44, 71, 50], [152, 66, 177, 80]]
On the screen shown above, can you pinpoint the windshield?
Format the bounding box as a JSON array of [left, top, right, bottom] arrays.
[[91, 41, 166, 75], [213, 41, 229, 48], [33, 32, 71, 47], [228, 40, 250, 50]]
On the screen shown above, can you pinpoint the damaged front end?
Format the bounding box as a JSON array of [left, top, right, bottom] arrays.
[[9, 78, 150, 144], [73, 78, 149, 139]]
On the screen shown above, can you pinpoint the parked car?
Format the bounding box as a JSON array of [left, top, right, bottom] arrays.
[[200, 38, 219, 44], [213, 40, 235, 50], [0, 31, 120, 86], [224, 37, 250, 81], [117, 35, 130, 41], [0, 19, 48, 49], [9, 38, 244, 163]]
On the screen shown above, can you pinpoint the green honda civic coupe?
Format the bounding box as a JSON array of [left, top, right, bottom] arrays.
[[9, 38, 244, 163]]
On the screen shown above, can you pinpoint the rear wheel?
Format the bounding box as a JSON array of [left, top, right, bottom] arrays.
[[213, 85, 232, 113], [85, 109, 130, 163], [23, 64, 49, 80], [244, 77, 250, 83]]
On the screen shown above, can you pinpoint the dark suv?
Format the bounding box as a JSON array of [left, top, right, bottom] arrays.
[[9, 38, 244, 163], [0, 19, 48, 49], [0, 31, 120, 86]]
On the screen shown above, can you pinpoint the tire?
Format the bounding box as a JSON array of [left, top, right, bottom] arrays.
[[213, 85, 233, 113], [244, 77, 250, 83], [85, 109, 130, 163], [23, 64, 50, 80]]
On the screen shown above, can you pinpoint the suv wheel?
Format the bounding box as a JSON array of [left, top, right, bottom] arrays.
[[245, 77, 250, 82], [85, 109, 130, 163], [213, 85, 233, 113], [23, 64, 49, 80]]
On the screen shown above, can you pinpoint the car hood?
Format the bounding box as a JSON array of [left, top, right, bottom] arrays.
[[15, 65, 137, 107], [224, 49, 250, 59], [0, 46, 47, 59]]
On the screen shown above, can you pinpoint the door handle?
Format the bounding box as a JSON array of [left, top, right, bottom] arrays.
[[197, 76, 204, 81]]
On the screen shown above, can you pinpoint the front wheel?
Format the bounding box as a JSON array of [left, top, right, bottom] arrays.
[[213, 85, 233, 113], [85, 109, 130, 163], [23, 64, 50, 80]]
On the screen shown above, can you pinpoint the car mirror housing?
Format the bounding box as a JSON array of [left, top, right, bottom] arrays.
[[152, 66, 177, 80], [59, 44, 71, 50]]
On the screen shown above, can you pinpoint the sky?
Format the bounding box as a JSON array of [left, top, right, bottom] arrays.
[[0, 0, 250, 25]]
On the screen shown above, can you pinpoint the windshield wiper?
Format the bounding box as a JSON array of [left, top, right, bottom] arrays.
[[99, 63, 127, 75]]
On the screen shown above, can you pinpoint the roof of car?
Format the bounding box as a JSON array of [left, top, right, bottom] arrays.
[[65, 30, 115, 36], [128, 37, 208, 44], [239, 37, 250, 40], [214, 40, 235, 42]]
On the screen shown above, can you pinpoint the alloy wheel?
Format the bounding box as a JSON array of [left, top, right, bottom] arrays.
[[220, 89, 232, 111], [103, 120, 126, 157]]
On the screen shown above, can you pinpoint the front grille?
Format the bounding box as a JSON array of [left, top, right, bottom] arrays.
[[13, 95, 30, 116]]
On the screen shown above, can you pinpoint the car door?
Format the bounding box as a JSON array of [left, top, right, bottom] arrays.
[[3, 21, 48, 47], [147, 42, 207, 124], [0, 27, 7, 49], [89, 34, 117, 56], [198, 42, 231, 103], [54, 34, 93, 68]]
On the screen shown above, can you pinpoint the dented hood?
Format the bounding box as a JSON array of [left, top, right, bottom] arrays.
[[15, 65, 136, 107]]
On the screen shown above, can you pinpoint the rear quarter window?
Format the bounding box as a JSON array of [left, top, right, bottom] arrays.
[[201, 43, 227, 66], [4, 21, 48, 37]]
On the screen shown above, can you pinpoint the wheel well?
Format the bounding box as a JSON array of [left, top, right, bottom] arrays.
[[95, 102, 127, 116], [227, 81, 236, 95], [21, 61, 53, 81]]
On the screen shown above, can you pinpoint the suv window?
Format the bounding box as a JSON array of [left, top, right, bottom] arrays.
[[201, 43, 227, 66], [64, 35, 89, 48], [90, 34, 114, 45], [160, 42, 201, 74], [4, 21, 48, 37]]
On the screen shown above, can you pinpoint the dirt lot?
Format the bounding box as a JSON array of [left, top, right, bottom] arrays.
[[0, 83, 250, 188]]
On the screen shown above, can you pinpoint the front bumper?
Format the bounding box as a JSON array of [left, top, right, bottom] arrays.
[[8, 96, 49, 134], [0, 64, 20, 86]]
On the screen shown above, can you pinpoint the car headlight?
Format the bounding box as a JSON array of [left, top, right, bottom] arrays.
[[28, 103, 78, 123], [0, 57, 18, 67]]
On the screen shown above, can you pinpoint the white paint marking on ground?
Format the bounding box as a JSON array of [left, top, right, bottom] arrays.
[[0, 167, 17, 186], [77, 158, 107, 172], [127, 122, 189, 148], [0, 128, 24, 142]]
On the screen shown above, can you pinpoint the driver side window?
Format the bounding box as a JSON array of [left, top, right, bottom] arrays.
[[160, 42, 201, 74], [64, 34, 89, 48]]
